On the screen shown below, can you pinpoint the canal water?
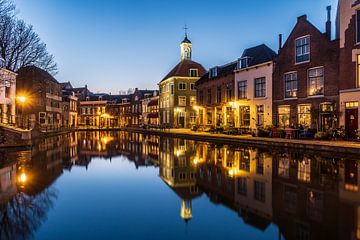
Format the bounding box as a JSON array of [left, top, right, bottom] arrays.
[[0, 131, 359, 240]]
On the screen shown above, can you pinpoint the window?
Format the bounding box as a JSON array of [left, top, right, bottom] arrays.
[[358, 55, 360, 88], [179, 83, 186, 90], [216, 87, 222, 103], [190, 96, 196, 106], [190, 83, 196, 90], [237, 178, 247, 196], [298, 158, 311, 183], [308, 67, 324, 96], [345, 101, 359, 108], [298, 104, 311, 127], [256, 105, 264, 126], [295, 36, 310, 63], [238, 81, 247, 99], [171, 84, 174, 94], [39, 112, 46, 124], [284, 72, 298, 98], [178, 96, 186, 106], [199, 90, 204, 104], [209, 67, 218, 78], [240, 106, 250, 127], [278, 105, 290, 127], [226, 84, 232, 101], [254, 181, 265, 202], [256, 155, 264, 175], [239, 149, 250, 172], [238, 57, 250, 69], [357, 10, 360, 43], [190, 112, 196, 124], [207, 89, 212, 104], [254, 77, 266, 98], [189, 69, 199, 77]]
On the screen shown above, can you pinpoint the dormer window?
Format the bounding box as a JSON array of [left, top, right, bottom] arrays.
[[86, 96, 90, 101], [99, 96, 102, 100], [238, 57, 250, 69], [209, 67, 218, 78], [295, 36, 310, 63], [189, 69, 199, 77]]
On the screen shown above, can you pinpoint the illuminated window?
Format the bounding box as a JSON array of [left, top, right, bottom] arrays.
[[295, 36, 310, 63], [297, 104, 311, 127], [189, 112, 196, 124], [190, 96, 196, 106], [256, 105, 264, 126], [345, 101, 359, 108], [284, 72, 297, 98], [278, 105, 290, 127], [308, 67, 324, 96], [178, 96, 186, 106], [298, 158, 311, 183]]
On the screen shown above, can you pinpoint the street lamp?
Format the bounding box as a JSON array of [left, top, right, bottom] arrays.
[[17, 95, 27, 129]]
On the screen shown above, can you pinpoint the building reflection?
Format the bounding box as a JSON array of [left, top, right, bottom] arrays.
[[0, 132, 359, 239], [159, 137, 202, 223]]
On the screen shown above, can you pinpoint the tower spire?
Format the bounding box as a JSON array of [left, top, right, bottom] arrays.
[[184, 24, 188, 38], [180, 25, 192, 61]]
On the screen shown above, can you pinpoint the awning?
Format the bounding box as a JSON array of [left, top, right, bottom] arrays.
[[147, 99, 158, 107], [147, 112, 159, 118]]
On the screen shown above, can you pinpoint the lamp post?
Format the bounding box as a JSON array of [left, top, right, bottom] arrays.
[[17, 95, 27, 129]]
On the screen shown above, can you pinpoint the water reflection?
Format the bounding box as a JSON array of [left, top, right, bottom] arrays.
[[0, 131, 359, 239]]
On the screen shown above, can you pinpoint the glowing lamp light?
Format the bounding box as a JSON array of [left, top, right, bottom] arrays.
[[17, 96, 27, 103], [18, 172, 27, 183], [193, 105, 200, 111]]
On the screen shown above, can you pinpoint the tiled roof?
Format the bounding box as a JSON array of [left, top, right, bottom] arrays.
[[161, 60, 206, 82], [240, 44, 277, 67], [17, 65, 59, 84], [196, 61, 237, 85]]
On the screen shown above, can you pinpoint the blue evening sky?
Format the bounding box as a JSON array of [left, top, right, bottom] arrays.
[[14, 0, 337, 93]]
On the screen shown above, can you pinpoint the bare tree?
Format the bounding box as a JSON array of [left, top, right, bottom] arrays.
[[0, 0, 58, 75]]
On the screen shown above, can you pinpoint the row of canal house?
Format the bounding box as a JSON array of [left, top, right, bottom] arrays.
[[194, 7, 338, 133], [188, 2, 360, 138]]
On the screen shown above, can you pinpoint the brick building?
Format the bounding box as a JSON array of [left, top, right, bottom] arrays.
[[337, 0, 360, 138], [60, 82, 78, 128], [159, 33, 206, 128], [196, 61, 237, 127], [16, 66, 63, 131], [273, 12, 339, 131]]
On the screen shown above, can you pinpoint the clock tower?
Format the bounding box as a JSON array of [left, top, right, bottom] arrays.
[[180, 31, 192, 61]]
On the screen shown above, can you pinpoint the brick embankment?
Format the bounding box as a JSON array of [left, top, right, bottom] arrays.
[[124, 127, 360, 155]]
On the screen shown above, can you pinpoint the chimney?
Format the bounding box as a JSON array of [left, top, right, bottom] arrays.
[[278, 34, 283, 53], [297, 15, 307, 22], [326, 6, 332, 40]]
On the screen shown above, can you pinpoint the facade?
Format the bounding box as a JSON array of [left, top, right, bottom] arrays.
[[16, 66, 63, 130], [78, 96, 108, 128], [141, 94, 159, 126], [61, 82, 78, 128], [234, 44, 276, 129], [337, 0, 360, 138], [129, 89, 158, 126], [159, 34, 206, 128], [0, 68, 16, 125], [273, 13, 339, 131], [196, 61, 237, 127]]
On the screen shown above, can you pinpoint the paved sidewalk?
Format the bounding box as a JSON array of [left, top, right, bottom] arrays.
[[126, 127, 360, 154]]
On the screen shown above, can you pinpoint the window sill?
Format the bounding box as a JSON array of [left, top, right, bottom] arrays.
[[283, 97, 298, 100], [294, 60, 310, 65], [307, 95, 324, 99]]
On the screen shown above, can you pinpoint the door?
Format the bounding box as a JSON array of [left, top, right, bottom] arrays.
[[178, 112, 185, 128], [345, 109, 358, 139]]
